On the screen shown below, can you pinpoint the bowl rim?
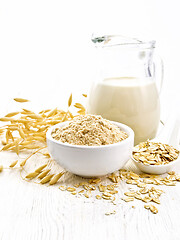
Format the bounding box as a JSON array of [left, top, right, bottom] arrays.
[[46, 120, 134, 149]]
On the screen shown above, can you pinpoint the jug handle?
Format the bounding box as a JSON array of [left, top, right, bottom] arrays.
[[153, 55, 164, 94], [153, 109, 179, 147]]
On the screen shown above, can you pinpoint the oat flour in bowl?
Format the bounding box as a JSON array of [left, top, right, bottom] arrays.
[[51, 114, 128, 146]]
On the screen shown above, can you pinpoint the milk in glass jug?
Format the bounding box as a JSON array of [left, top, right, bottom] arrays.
[[87, 35, 163, 145]]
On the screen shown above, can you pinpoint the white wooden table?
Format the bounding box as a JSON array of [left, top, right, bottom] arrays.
[[0, 0, 180, 238], [0, 135, 180, 240]]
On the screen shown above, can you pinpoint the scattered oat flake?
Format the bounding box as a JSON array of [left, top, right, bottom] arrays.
[[59, 186, 66, 191], [102, 195, 111, 200], [134, 194, 142, 200], [84, 190, 91, 198], [130, 172, 139, 180], [83, 185, 90, 190], [111, 196, 116, 202], [122, 197, 134, 202], [78, 190, 84, 194], [126, 179, 138, 185], [105, 210, 116, 215], [103, 192, 112, 197], [139, 188, 149, 194], [176, 175, 180, 181], [137, 182, 147, 188], [89, 178, 101, 184], [124, 191, 135, 197], [98, 184, 106, 192], [107, 185, 115, 190], [96, 195, 102, 200], [152, 198, 160, 204], [149, 204, 158, 214], [142, 196, 152, 203], [144, 205, 150, 210], [109, 190, 118, 195], [67, 187, 76, 192], [79, 181, 88, 186], [71, 192, 76, 195]]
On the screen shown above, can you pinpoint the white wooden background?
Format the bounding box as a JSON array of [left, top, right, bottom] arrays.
[[0, 131, 180, 240], [0, 0, 180, 239]]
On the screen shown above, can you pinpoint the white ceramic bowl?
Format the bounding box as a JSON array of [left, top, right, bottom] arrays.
[[46, 121, 134, 177], [131, 112, 180, 174]]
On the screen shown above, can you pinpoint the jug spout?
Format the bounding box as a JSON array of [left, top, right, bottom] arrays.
[[91, 34, 155, 49]]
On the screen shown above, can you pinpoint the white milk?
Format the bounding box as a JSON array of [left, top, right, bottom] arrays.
[[87, 77, 160, 145]]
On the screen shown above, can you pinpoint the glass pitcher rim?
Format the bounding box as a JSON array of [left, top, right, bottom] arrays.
[[91, 34, 156, 49]]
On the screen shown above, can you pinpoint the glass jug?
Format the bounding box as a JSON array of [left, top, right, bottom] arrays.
[[87, 35, 163, 145]]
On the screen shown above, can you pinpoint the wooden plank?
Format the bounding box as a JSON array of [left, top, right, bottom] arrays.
[[0, 149, 180, 240]]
